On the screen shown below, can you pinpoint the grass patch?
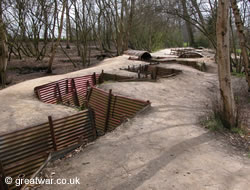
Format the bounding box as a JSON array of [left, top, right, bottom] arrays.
[[232, 71, 245, 78], [231, 68, 245, 78], [236, 49, 241, 54], [183, 42, 189, 47], [201, 114, 224, 132], [230, 127, 246, 135]]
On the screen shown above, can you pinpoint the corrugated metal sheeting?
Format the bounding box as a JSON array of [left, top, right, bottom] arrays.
[[122, 64, 182, 79], [34, 73, 100, 107], [88, 87, 150, 134], [0, 72, 151, 190], [0, 110, 96, 190]]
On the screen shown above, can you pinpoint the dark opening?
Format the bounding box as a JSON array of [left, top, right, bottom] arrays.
[[140, 52, 152, 61]]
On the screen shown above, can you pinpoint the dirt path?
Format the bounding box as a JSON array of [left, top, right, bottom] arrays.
[[0, 49, 249, 189], [37, 50, 249, 190]]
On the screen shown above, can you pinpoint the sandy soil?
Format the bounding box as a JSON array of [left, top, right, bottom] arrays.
[[0, 49, 249, 190]]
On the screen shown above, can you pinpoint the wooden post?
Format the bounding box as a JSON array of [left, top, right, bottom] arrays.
[[155, 67, 159, 80], [71, 79, 80, 107], [56, 83, 63, 103], [104, 89, 112, 133], [138, 70, 141, 79], [151, 71, 154, 80], [0, 160, 9, 190], [98, 70, 104, 84], [92, 72, 96, 85], [88, 108, 97, 140], [48, 116, 57, 151]]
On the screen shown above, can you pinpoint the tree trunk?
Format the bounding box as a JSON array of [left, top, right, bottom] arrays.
[[124, 0, 135, 50], [180, 0, 195, 47], [66, 0, 71, 49], [216, 0, 236, 128], [231, 0, 250, 92], [0, 0, 8, 88], [47, 0, 66, 73]]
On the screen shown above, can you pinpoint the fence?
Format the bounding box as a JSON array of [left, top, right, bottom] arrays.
[[121, 64, 182, 80], [0, 110, 96, 190], [35, 73, 151, 135], [34, 73, 100, 107], [35, 72, 155, 108], [87, 87, 150, 135]]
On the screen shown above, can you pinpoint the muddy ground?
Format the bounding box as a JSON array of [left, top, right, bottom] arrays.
[[2, 42, 115, 87], [0, 48, 250, 190]]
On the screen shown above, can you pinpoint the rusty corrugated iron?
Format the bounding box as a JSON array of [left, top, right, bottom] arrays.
[[179, 52, 203, 58], [34, 73, 100, 107], [0, 110, 96, 190], [88, 87, 150, 134], [0, 71, 152, 190], [122, 64, 182, 80]]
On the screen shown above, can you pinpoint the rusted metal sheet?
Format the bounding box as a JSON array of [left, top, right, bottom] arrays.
[[0, 110, 96, 190], [124, 50, 152, 61], [179, 52, 203, 58], [34, 74, 100, 107], [121, 64, 182, 80], [87, 87, 150, 134]]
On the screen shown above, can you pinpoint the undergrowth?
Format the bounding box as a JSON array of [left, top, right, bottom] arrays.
[[201, 112, 247, 135], [232, 71, 245, 78], [201, 113, 224, 132]]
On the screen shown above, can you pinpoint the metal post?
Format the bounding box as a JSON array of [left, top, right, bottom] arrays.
[[86, 86, 93, 102], [71, 79, 80, 107], [100, 70, 105, 84], [66, 80, 69, 94], [48, 116, 57, 151], [88, 108, 97, 140], [56, 83, 63, 103], [104, 89, 112, 133], [92, 72, 96, 85]]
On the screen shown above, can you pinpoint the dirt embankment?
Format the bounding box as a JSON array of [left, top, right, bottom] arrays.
[[0, 48, 250, 190]]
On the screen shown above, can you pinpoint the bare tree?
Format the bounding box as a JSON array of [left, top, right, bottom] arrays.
[[216, 0, 236, 127], [47, 0, 66, 73], [180, 0, 195, 46], [231, 0, 250, 92], [66, 0, 72, 49], [0, 0, 8, 88]]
